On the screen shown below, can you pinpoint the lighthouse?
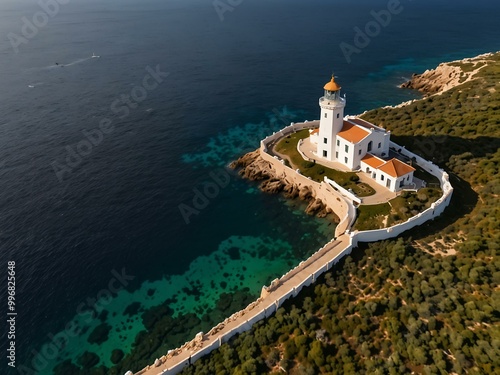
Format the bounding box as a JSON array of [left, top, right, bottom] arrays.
[[317, 75, 346, 161]]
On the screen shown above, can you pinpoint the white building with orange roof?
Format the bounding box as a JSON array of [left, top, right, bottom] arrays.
[[310, 75, 415, 192], [360, 154, 415, 192]]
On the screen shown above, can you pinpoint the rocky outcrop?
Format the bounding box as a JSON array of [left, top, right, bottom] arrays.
[[230, 149, 338, 222], [299, 185, 313, 200], [283, 182, 300, 199], [400, 52, 494, 96], [305, 198, 333, 218], [261, 179, 285, 194], [230, 150, 259, 169], [230, 150, 273, 181], [305, 198, 323, 215], [399, 65, 465, 95]]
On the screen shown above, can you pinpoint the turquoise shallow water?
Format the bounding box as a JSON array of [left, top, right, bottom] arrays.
[[39, 233, 319, 370], [33, 109, 336, 373], [181, 107, 305, 167], [37, 220, 335, 373]]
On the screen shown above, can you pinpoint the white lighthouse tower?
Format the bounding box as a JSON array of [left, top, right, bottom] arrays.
[[317, 75, 346, 161]]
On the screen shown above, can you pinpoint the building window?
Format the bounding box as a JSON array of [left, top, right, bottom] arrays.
[[335, 152, 338, 158], [336, 139, 340, 146], [323, 150, 327, 157], [381, 175, 384, 181], [358, 149, 362, 155], [323, 137, 327, 144], [344, 157, 348, 164], [324, 113, 327, 118], [386, 179, 391, 189], [345, 145, 349, 153], [367, 141, 373, 152], [378, 142, 381, 148], [337, 113, 340, 118], [400, 180, 404, 187]]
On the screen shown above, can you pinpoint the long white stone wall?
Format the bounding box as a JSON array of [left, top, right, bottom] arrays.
[[136, 236, 355, 375], [132, 125, 453, 375]]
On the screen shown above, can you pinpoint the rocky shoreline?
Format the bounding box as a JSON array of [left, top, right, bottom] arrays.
[[400, 52, 496, 96], [229, 150, 339, 221]]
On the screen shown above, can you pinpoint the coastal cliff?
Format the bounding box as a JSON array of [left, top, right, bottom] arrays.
[[400, 52, 495, 96], [230, 150, 338, 220]]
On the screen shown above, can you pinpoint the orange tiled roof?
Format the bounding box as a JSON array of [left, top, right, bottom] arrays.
[[348, 117, 384, 131], [361, 153, 385, 169], [337, 121, 370, 143], [378, 158, 416, 178], [310, 128, 319, 135]]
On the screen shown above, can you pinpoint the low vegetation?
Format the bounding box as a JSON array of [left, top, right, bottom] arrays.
[[353, 202, 391, 231], [181, 238, 499, 375]]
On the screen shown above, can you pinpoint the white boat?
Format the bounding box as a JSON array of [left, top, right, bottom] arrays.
[[92, 52, 100, 58]]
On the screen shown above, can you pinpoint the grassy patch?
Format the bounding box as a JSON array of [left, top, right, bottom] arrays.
[[274, 129, 308, 158], [353, 203, 391, 230], [351, 182, 376, 197], [353, 188, 442, 230]]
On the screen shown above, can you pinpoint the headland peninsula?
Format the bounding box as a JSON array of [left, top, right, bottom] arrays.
[[59, 51, 499, 375]]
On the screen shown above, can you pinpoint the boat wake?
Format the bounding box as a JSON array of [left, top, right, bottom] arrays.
[[45, 54, 99, 69], [27, 82, 44, 88]]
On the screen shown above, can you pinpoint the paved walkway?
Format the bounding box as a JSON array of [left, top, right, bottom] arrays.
[[299, 137, 397, 205], [136, 234, 352, 375], [356, 172, 397, 205]]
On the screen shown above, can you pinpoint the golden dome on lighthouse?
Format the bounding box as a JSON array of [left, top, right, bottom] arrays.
[[324, 75, 341, 91]]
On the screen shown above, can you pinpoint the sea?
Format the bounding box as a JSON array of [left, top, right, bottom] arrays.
[[0, 0, 498, 373]]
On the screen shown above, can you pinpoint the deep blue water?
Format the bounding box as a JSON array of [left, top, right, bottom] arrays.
[[0, 0, 498, 373]]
